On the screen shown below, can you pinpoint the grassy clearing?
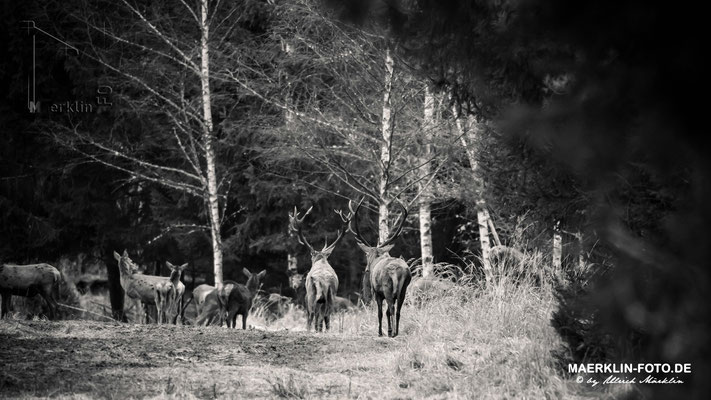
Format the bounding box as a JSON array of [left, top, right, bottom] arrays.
[[1, 260, 599, 399]]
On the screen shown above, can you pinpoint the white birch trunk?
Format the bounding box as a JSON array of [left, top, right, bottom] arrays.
[[200, 0, 223, 286], [453, 107, 491, 279], [378, 46, 395, 244], [419, 84, 435, 277], [576, 232, 585, 270], [477, 199, 491, 278], [487, 211, 501, 247]]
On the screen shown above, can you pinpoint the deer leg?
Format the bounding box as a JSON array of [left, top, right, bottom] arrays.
[[307, 310, 313, 332], [39, 291, 56, 320], [324, 308, 330, 331], [376, 297, 384, 337], [314, 304, 321, 332], [394, 293, 405, 337], [230, 311, 238, 329], [242, 313, 247, 330], [385, 302, 393, 337]]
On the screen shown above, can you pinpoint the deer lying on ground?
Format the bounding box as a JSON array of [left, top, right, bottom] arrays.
[[288, 204, 353, 332], [193, 280, 237, 326], [253, 293, 293, 322], [113, 250, 187, 324], [225, 268, 266, 329], [348, 199, 412, 337], [0, 263, 62, 319]]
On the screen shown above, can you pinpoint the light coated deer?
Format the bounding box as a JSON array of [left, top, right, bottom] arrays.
[[0, 263, 62, 319], [288, 204, 353, 332], [113, 250, 187, 324], [348, 199, 411, 337], [154, 261, 188, 324]]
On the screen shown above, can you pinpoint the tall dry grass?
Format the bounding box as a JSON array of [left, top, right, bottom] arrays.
[[245, 247, 580, 399]]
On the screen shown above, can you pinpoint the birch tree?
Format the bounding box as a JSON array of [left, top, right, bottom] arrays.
[[49, 0, 243, 286], [228, 1, 446, 246], [452, 102, 493, 280], [418, 84, 435, 278]]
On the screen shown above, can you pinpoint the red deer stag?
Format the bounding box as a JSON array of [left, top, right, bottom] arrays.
[[113, 250, 187, 324], [0, 263, 61, 319], [225, 268, 266, 329], [348, 200, 411, 337], [288, 204, 353, 332]]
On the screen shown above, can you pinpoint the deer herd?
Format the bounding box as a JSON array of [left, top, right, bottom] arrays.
[[0, 199, 412, 338]]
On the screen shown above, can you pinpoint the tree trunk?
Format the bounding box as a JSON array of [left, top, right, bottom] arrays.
[[200, 0, 223, 286], [488, 214, 501, 247], [105, 250, 127, 322], [477, 199, 492, 280], [378, 46, 395, 244], [576, 231, 585, 270], [552, 222, 562, 270], [453, 106, 491, 280], [419, 84, 435, 277]]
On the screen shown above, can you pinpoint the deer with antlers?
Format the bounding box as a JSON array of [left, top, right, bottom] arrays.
[[348, 199, 412, 337], [288, 204, 353, 332]]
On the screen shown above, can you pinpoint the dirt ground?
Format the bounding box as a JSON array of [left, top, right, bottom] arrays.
[[0, 320, 420, 399]]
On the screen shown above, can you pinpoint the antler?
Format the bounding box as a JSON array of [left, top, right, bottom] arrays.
[[288, 206, 314, 253], [324, 200, 360, 253], [346, 198, 371, 247], [379, 200, 408, 248]]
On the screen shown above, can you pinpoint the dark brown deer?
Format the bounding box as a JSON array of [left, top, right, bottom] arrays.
[[0, 263, 62, 319], [348, 200, 411, 337], [288, 205, 353, 332], [194, 280, 238, 326], [225, 268, 266, 329]]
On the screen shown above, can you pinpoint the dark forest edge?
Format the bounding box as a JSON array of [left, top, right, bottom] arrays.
[[1, 1, 707, 399]]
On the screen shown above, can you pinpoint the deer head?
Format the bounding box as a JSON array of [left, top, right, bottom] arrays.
[[347, 199, 408, 264], [243, 267, 267, 295], [113, 250, 141, 276], [166, 261, 188, 283]]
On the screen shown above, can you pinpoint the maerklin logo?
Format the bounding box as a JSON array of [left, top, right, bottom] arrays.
[[22, 20, 113, 114]]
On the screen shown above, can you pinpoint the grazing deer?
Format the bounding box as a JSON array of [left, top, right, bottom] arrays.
[[288, 204, 353, 332], [0, 263, 62, 319], [193, 281, 237, 326], [225, 268, 266, 329], [348, 200, 412, 337], [113, 250, 187, 324]]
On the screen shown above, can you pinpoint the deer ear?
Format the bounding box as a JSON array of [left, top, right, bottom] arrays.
[[242, 268, 252, 278], [257, 270, 267, 280], [179, 263, 188, 270], [122, 249, 129, 257], [113, 251, 121, 262], [379, 244, 394, 253], [166, 261, 175, 270], [356, 242, 370, 253]]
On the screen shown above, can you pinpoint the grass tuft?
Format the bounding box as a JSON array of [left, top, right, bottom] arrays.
[[267, 374, 308, 399]]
